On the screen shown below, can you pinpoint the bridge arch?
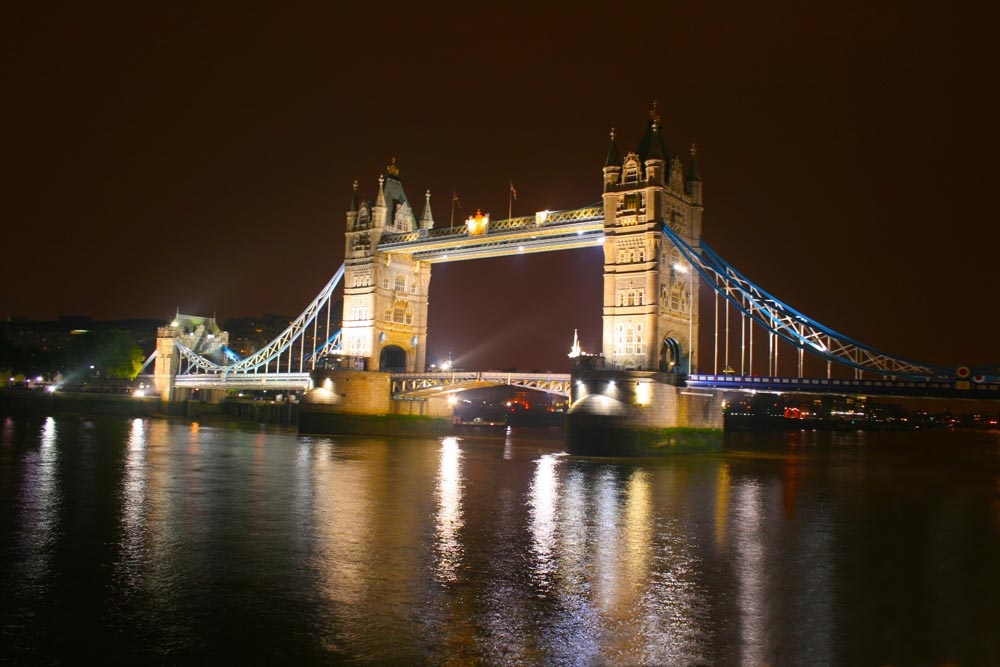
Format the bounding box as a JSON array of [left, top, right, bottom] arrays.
[[378, 345, 407, 373], [660, 335, 683, 373]]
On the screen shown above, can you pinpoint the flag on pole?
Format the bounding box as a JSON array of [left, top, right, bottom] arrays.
[[453, 192, 461, 208], [510, 182, 517, 200]]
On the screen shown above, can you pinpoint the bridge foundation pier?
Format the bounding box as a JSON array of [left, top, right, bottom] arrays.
[[566, 370, 724, 456], [299, 369, 454, 436]]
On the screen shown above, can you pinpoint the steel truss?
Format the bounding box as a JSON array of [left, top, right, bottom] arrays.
[[391, 372, 572, 398], [661, 225, 955, 380], [175, 263, 345, 378]]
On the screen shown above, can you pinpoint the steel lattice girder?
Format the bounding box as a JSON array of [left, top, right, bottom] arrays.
[[661, 225, 954, 380]]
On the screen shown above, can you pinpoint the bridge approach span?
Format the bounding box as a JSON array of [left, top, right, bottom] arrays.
[[686, 374, 1000, 400], [391, 372, 572, 398]]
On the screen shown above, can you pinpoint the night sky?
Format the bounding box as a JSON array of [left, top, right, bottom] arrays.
[[3, 2, 997, 372]]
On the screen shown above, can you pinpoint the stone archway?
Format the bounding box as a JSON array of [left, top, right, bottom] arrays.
[[660, 336, 683, 373], [378, 345, 407, 373]]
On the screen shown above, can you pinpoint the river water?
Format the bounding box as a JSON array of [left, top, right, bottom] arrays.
[[1, 414, 998, 666]]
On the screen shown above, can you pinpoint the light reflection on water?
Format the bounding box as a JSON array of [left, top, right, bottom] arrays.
[[0, 417, 998, 665], [435, 436, 463, 583]]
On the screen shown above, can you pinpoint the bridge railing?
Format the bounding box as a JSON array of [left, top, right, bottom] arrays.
[[379, 205, 604, 248]]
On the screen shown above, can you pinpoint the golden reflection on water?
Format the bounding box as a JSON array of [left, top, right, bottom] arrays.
[[734, 480, 768, 666], [434, 436, 464, 583], [716, 463, 731, 548], [119, 418, 147, 577], [529, 453, 559, 583], [312, 440, 374, 610], [16, 417, 60, 586]]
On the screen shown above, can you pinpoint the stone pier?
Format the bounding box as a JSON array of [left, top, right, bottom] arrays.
[[566, 370, 723, 456], [299, 369, 454, 436]]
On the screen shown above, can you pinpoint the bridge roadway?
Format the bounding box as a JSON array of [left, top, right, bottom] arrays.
[[172, 366, 1000, 401], [391, 371, 572, 398], [685, 374, 1000, 399], [172, 370, 575, 397]]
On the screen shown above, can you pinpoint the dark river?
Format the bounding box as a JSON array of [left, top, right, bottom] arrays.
[[1, 414, 998, 666]]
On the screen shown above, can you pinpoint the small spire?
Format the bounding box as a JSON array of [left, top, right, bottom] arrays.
[[568, 329, 582, 358], [420, 189, 434, 228], [375, 173, 386, 207], [649, 100, 660, 125], [604, 126, 622, 168], [686, 142, 702, 183], [349, 179, 359, 212]]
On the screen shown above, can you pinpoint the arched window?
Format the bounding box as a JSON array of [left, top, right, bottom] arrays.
[[394, 274, 406, 292]]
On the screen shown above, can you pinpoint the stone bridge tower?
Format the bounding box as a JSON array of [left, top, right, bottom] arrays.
[[342, 160, 432, 372], [600, 105, 704, 373]]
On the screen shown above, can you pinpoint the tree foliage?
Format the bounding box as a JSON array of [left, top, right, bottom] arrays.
[[68, 329, 144, 386]]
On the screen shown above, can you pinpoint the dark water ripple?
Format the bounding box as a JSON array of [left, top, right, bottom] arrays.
[[1, 415, 998, 665]]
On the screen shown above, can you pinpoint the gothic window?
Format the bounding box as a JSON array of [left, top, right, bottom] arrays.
[[409, 282, 417, 294], [405, 313, 413, 325], [624, 157, 640, 184], [670, 283, 690, 313], [384, 309, 392, 321], [382, 277, 389, 289], [394, 274, 406, 292], [624, 193, 640, 211]]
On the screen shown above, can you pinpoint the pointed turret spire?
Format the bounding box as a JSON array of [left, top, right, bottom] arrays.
[[637, 101, 670, 165], [375, 173, 386, 208], [686, 143, 702, 183], [350, 179, 360, 212], [568, 329, 582, 358], [420, 190, 434, 229], [604, 127, 622, 168]]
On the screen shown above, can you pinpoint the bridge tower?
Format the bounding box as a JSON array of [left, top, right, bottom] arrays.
[[342, 160, 432, 372], [600, 105, 703, 373]]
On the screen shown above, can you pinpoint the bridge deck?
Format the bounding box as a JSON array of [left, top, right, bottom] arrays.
[[686, 374, 1000, 399], [391, 372, 572, 397], [378, 207, 604, 262]]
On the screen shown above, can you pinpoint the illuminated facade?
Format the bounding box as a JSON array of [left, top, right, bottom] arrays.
[[601, 105, 703, 372], [343, 161, 433, 372]]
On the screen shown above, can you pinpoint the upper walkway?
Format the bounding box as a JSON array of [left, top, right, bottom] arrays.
[[377, 206, 604, 262]]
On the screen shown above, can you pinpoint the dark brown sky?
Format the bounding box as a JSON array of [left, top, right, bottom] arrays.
[[2, 2, 997, 372]]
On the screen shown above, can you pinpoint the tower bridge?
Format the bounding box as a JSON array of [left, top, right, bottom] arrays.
[[149, 108, 999, 452]]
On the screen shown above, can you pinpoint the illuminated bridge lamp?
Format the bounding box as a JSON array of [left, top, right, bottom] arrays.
[[466, 209, 489, 235]]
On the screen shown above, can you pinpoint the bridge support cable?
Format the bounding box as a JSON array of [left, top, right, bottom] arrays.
[[661, 226, 954, 380], [713, 290, 719, 374], [173, 263, 346, 380]]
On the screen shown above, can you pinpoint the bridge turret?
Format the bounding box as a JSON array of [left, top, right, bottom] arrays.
[[601, 107, 701, 375], [643, 118, 667, 186], [372, 173, 388, 229], [603, 127, 622, 191], [685, 143, 702, 206], [346, 179, 359, 230], [420, 190, 434, 230]]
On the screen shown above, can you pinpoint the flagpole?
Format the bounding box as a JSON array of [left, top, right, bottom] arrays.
[[450, 192, 456, 227], [508, 181, 512, 221]]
